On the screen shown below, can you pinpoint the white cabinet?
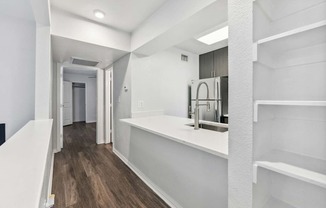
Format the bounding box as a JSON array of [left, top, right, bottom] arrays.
[[253, 0, 326, 207]]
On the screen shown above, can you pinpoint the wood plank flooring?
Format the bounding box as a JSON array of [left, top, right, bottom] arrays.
[[52, 122, 170, 208]]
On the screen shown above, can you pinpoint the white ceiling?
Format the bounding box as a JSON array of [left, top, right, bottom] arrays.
[[50, 0, 168, 32], [52, 35, 129, 68], [0, 0, 35, 21]]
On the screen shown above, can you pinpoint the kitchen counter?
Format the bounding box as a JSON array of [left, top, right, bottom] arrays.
[[121, 115, 228, 159]]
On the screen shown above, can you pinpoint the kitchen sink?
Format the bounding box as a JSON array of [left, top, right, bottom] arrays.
[[186, 123, 228, 132]]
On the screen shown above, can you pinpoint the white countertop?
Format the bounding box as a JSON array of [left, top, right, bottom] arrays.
[[0, 119, 53, 208], [121, 116, 228, 159]]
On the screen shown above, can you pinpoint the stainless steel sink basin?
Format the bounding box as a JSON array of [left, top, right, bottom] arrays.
[[186, 123, 228, 132]]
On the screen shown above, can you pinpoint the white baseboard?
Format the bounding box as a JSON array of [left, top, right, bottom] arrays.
[[96, 140, 105, 145], [113, 148, 183, 208], [86, 120, 96, 123], [53, 148, 60, 153], [47, 153, 54, 197]]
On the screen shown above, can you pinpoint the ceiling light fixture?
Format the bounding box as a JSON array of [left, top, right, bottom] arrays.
[[94, 9, 105, 19], [197, 26, 228, 45]]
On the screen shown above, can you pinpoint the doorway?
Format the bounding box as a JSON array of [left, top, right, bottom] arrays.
[[54, 64, 109, 152], [72, 82, 86, 123], [63, 82, 87, 126], [62, 72, 98, 149]]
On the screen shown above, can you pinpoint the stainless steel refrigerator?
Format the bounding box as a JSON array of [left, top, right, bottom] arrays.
[[189, 77, 228, 123]]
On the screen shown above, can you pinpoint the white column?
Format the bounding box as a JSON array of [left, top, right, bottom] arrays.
[[228, 0, 254, 207], [97, 69, 105, 144], [35, 25, 51, 119]]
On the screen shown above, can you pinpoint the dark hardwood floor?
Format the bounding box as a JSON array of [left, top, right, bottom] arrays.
[[52, 122, 170, 208]]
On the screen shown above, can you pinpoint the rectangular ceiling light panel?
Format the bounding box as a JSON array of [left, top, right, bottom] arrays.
[[197, 26, 228, 45]]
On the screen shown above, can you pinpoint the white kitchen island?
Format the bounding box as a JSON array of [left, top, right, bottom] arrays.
[[121, 115, 228, 158], [117, 115, 228, 208]]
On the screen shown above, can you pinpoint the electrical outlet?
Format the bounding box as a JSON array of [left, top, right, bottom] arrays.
[[137, 100, 144, 109]]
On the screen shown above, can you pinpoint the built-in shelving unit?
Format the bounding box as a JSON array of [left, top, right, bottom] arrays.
[[253, 0, 326, 22], [253, 0, 326, 207], [254, 100, 326, 122], [253, 150, 326, 188], [256, 21, 326, 47], [253, 20, 326, 69], [253, 0, 326, 39]]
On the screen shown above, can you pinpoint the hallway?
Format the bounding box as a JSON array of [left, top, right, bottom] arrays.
[[52, 123, 170, 208]]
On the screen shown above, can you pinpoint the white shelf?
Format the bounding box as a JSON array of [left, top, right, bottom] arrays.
[[253, 0, 326, 21], [263, 197, 296, 208], [253, 100, 326, 122], [253, 21, 326, 65], [253, 150, 326, 189], [257, 21, 326, 47]]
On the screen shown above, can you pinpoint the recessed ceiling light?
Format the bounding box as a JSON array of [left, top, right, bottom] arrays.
[[94, 9, 105, 19], [197, 26, 228, 45]]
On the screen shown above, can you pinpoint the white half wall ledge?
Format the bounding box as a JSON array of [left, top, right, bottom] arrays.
[[0, 120, 53, 208], [131, 0, 227, 56], [51, 7, 131, 52]]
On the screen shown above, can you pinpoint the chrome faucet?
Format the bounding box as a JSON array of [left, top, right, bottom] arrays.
[[194, 82, 210, 130]]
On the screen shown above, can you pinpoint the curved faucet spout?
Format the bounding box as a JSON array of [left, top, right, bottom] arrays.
[[196, 82, 209, 101], [194, 82, 210, 130]]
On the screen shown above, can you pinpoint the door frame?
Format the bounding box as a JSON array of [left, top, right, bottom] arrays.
[[55, 63, 107, 152], [105, 67, 113, 144], [63, 81, 73, 126]]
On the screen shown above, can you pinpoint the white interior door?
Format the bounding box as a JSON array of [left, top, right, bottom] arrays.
[[63, 81, 73, 126]]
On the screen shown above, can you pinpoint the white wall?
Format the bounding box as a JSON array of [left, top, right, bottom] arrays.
[[63, 73, 97, 123], [131, 47, 199, 118], [73, 87, 86, 122], [35, 25, 52, 120], [0, 14, 36, 139], [113, 48, 198, 158], [52, 62, 59, 152], [112, 54, 132, 157]]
